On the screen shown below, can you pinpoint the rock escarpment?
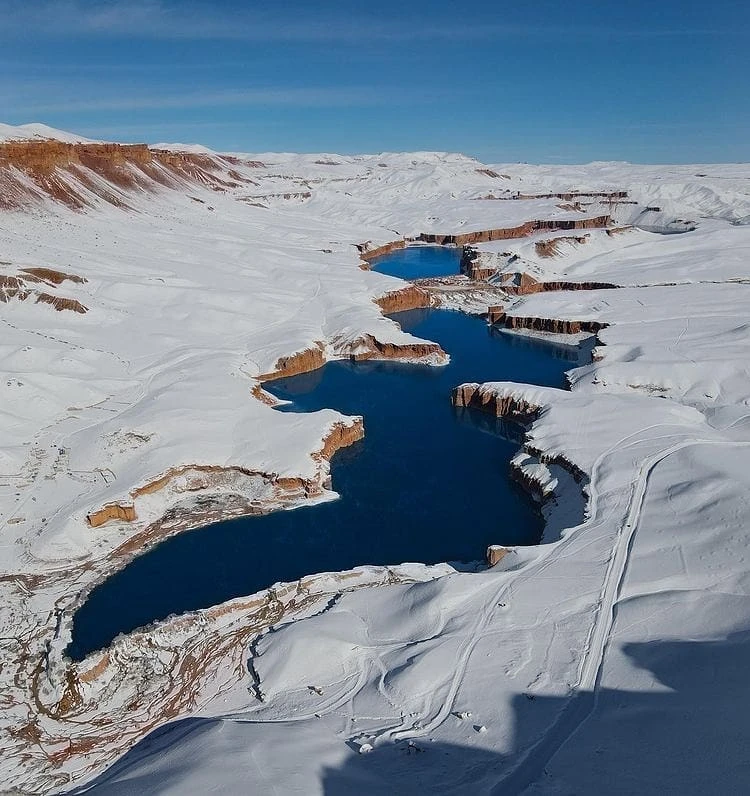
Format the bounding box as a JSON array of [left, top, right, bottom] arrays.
[[374, 285, 432, 314], [260, 343, 327, 381], [341, 334, 446, 364], [451, 383, 543, 425], [418, 215, 611, 246], [85, 419, 364, 530], [487, 307, 606, 335], [0, 140, 253, 209]]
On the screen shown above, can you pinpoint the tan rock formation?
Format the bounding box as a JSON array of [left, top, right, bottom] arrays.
[[356, 239, 406, 262], [419, 215, 611, 247], [0, 141, 250, 209], [344, 334, 445, 363], [260, 343, 326, 381], [486, 545, 511, 566], [534, 235, 588, 258], [87, 503, 137, 528], [315, 419, 365, 462], [374, 285, 431, 314]]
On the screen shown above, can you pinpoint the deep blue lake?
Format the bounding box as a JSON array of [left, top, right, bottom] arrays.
[[67, 248, 585, 661], [369, 244, 461, 278]]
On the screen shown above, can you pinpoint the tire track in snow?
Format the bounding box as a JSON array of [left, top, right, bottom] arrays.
[[491, 437, 750, 794]]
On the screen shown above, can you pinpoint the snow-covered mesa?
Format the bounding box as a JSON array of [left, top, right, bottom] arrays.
[[0, 124, 749, 794]]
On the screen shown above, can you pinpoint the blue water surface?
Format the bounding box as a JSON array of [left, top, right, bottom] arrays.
[[369, 244, 461, 279], [68, 248, 584, 661]]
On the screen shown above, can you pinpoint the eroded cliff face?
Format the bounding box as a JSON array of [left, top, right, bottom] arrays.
[[342, 333, 446, 364], [488, 309, 606, 335], [356, 239, 406, 262], [374, 285, 432, 314], [0, 141, 253, 209], [315, 419, 365, 463], [85, 418, 365, 530], [419, 215, 611, 246], [451, 384, 542, 424], [260, 343, 327, 381], [501, 276, 620, 296]]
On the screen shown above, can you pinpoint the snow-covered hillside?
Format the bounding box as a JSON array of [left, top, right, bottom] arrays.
[[1, 125, 749, 794]]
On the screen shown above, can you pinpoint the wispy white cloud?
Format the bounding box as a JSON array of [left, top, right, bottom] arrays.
[[0, 0, 736, 42], [7, 85, 422, 116]]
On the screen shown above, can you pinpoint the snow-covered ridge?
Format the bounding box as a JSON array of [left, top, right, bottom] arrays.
[[0, 122, 96, 143]]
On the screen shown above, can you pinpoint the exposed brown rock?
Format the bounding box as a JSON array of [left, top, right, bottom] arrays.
[[374, 285, 431, 314], [486, 308, 605, 334], [20, 267, 86, 285], [0, 275, 31, 302], [486, 545, 510, 566], [452, 384, 542, 425], [475, 168, 504, 178], [534, 235, 588, 258], [315, 419, 365, 462], [250, 384, 279, 406], [87, 503, 137, 528], [500, 275, 620, 296], [356, 239, 406, 261], [260, 343, 326, 381], [419, 215, 611, 246], [344, 334, 445, 363], [502, 313, 605, 334], [0, 141, 246, 209], [35, 293, 88, 313], [1, 271, 88, 312], [514, 191, 628, 201]]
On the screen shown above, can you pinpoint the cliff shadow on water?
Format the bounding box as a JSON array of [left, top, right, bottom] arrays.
[[68, 246, 591, 661]]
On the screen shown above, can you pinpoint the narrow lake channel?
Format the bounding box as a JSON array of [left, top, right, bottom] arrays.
[[68, 247, 586, 661]]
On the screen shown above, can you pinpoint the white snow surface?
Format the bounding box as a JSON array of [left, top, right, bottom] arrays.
[[0, 122, 96, 143], [1, 126, 750, 794]]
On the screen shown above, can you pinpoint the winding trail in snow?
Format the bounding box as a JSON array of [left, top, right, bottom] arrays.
[[489, 436, 750, 794]]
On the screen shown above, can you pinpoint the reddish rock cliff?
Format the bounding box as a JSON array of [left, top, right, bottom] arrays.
[[374, 285, 431, 314], [260, 344, 326, 381], [451, 384, 542, 424]]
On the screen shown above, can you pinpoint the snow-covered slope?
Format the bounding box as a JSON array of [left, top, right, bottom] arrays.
[[0, 122, 95, 143], [1, 126, 749, 794]]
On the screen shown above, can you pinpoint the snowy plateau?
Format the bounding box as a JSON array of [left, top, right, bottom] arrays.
[[0, 123, 749, 794]]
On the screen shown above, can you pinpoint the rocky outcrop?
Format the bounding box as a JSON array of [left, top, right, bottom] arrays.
[[0, 270, 88, 312], [500, 275, 620, 296], [87, 503, 137, 528], [490, 310, 606, 335], [451, 384, 542, 424], [20, 267, 86, 285], [0, 141, 250, 209], [342, 334, 446, 363], [35, 293, 88, 313], [315, 419, 365, 463], [418, 215, 611, 246], [260, 343, 326, 381], [356, 239, 406, 262], [486, 545, 511, 566], [374, 285, 431, 314], [86, 419, 363, 530], [534, 235, 588, 258], [514, 191, 628, 201]]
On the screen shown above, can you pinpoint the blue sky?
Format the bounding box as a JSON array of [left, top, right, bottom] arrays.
[[1, 0, 748, 162]]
